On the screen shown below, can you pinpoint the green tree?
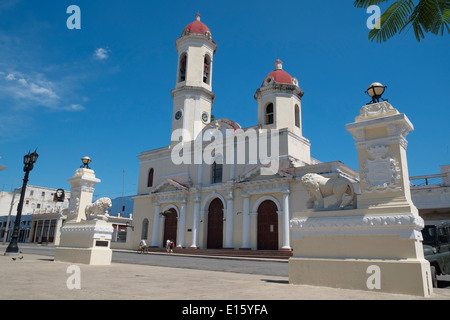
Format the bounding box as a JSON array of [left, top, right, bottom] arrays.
[[355, 0, 450, 42]]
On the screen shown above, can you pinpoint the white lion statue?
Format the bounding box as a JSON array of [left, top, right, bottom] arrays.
[[300, 173, 356, 210], [85, 197, 112, 220]]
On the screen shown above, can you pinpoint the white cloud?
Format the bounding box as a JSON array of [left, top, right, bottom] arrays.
[[0, 71, 83, 112], [2, 72, 60, 106], [94, 48, 110, 60], [64, 104, 85, 111]]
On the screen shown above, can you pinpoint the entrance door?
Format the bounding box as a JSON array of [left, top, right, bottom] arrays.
[[257, 200, 278, 250], [163, 208, 177, 247], [207, 198, 224, 249]]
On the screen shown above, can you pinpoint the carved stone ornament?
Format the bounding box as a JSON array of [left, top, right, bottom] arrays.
[[355, 101, 399, 122], [300, 173, 356, 210], [85, 197, 112, 221], [362, 145, 401, 193], [290, 213, 424, 240], [60, 223, 114, 239]]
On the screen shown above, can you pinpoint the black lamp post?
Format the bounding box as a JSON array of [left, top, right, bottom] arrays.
[[5, 150, 39, 256], [366, 82, 387, 104]]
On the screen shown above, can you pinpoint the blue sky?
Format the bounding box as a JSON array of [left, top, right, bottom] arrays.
[[0, 0, 449, 200]]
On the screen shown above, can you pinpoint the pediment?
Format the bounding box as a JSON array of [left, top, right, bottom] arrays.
[[152, 178, 190, 193]]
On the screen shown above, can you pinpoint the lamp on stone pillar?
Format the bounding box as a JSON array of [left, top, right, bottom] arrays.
[[66, 156, 101, 222], [365, 82, 387, 104], [346, 86, 416, 211], [81, 156, 91, 169], [5, 150, 39, 256]]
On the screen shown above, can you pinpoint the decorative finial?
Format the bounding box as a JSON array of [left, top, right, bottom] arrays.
[[196, 13, 201, 21], [274, 59, 283, 70]]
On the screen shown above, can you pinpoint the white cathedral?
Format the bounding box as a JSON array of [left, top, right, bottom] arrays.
[[131, 14, 359, 251]]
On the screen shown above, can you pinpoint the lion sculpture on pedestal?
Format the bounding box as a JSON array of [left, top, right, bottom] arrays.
[[85, 197, 112, 220], [300, 173, 356, 210]]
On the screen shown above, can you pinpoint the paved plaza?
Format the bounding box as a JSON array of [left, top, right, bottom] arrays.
[[1, 249, 450, 301]]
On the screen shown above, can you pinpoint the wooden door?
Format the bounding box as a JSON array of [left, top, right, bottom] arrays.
[[207, 198, 224, 249], [163, 208, 177, 247], [257, 200, 278, 250]]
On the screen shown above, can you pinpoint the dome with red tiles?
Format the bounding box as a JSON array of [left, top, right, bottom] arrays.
[[262, 59, 298, 87], [182, 14, 211, 37]]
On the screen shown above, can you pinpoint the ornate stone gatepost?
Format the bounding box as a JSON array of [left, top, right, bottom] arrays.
[[54, 160, 114, 265], [289, 98, 433, 297]]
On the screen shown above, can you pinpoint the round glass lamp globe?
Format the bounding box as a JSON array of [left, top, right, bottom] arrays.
[[367, 82, 385, 97]]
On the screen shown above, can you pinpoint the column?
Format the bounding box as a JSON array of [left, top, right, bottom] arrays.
[[346, 101, 416, 211], [151, 203, 160, 247], [66, 168, 101, 222], [190, 197, 201, 248], [241, 194, 250, 249], [177, 201, 187, 248], [281, 190, 291, 250], [229, 162, 235, 181], [225, 191, 234, 248]]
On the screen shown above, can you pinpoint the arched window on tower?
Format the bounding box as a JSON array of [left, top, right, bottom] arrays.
[[203, 55, 211, 84], [179, 53, 187, 82], [295, 104, 300, 128], [147, 168, 154, 187], [266, 103, 274, 125]]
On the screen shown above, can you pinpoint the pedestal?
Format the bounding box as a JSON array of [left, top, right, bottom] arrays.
[[289, 209, 433, 297], [66, 168, 101, 222], [54, 219, 114, 265]]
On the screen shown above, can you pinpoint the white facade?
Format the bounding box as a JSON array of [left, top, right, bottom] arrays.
[[0, 185, 71, 244], [0, 185, 71, 217], [130, 15, 359, 251], [130, 14, 450, 252]]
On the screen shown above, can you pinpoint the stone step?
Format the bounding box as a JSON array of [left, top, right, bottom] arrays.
[[146, 247, 292, 260]]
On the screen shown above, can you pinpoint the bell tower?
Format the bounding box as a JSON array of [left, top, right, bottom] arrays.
[[254, 60, 311, 165], [171, 14, 217, 143], [254, 60, 305, 137]]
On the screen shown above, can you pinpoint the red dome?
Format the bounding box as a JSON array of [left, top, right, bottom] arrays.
[[262, 59, 295, 86], [183, 14, 211, 35], [266, 70, 293, 84]]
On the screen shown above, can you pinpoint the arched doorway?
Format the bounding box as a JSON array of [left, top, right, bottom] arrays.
[[257, 200, 278, 250], [207, 198, 224, 249], [163, 208, 177, 247]]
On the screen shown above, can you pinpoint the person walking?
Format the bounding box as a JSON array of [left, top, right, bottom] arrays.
[[166, 239, 171, 253], [170, 239, 175, 253]]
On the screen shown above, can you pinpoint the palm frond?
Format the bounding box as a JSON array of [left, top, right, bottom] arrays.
[[403, 0, 450, 41], [369, 0, 415, 42], [429, 0, 450, 36], [353, 0, 390, 8]]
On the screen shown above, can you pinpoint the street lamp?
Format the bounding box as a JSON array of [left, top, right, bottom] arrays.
[[365, 82, 387, 104], [81, 156, 91, 169], [5, 150, 39, 256]]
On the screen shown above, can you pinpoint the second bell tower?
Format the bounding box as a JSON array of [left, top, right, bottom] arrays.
[[171, 14, 217, 143]]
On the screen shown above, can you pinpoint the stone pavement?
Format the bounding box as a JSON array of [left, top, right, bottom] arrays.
[[1, 252, 450, 301]]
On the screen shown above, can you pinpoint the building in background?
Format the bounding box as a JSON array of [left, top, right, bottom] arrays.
[[410, 165, 450, 223], [0, 186, 71, 244], [0, 214, 32, 244]]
